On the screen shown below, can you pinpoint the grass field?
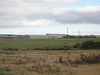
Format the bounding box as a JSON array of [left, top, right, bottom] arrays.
[[0, 38, 100, 49], [0, 50, 100, 75], [0, 38, 100, 75]]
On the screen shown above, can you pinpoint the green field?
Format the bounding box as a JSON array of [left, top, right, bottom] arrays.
[[0, 38, 100, 49]]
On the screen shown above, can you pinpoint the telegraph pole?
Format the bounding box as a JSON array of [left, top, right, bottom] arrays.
[[67, 27, 68, 36], [79, 30, 80, 36]]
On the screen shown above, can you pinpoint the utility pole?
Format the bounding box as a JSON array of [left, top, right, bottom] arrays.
[[67, 27, 68, 36], [79, 30, 80, 36]]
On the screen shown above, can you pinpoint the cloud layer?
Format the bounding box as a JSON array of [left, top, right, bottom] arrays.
[[0, 0, 100, 28]]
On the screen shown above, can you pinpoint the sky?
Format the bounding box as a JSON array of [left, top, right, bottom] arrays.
[[0, 0, 100, 35]]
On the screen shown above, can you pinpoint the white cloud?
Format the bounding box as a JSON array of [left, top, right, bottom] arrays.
[[24, 0, 76, 5], [22, 19, 60, 26], [74, 6, 100, 13], [80, 30, 100, 35]]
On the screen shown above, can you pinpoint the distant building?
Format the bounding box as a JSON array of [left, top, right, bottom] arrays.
[[0, 34, 98, 39], [29, 35, 54, 39], [46, 34, 66, 39], [16, 35, 30, 39], [0, 34, 30, 39], [29, 34, 66, 39], [0, 35, 16, 39], [96, 35, 100, 38]]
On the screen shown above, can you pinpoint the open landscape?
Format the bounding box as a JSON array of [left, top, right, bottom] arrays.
[[1, 0, 100, 75], [0, 38, 100, 75]]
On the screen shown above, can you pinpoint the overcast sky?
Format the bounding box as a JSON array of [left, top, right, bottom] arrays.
[[0, 0, 100, 35]]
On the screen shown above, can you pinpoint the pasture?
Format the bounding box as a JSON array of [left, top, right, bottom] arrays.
[[0, 38, 100, 49]]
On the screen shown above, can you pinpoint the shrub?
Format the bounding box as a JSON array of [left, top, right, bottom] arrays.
[[82, 41, 100, 49]]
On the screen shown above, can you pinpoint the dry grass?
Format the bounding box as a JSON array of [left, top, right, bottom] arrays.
[[0, 50, 100, 75]]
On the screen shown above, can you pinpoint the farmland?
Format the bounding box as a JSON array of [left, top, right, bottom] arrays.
[[0, 38, 100, 50], [0, 38, 100, 75]]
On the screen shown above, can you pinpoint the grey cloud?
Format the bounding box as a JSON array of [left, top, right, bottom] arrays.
[[24, 8, 100, 24], [0, 0, 100, 28]]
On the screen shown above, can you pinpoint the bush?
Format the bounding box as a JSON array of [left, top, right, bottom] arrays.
[[80, 41, 100, 50]]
